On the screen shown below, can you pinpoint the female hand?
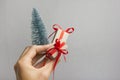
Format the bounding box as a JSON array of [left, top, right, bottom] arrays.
[[14, 44, 56, 80]]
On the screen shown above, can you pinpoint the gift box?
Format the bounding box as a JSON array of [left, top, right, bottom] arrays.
[[46, 24, 74, 59]]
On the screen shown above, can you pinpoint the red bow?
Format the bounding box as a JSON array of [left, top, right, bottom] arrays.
[[48, 24, 74, 38], [46, 39, 68, 70]]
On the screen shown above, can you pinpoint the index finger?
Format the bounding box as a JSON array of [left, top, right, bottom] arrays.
[[23, 44, 53, 64]]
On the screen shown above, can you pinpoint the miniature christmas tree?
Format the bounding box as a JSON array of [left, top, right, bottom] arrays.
[[31, 8, 49, 45]]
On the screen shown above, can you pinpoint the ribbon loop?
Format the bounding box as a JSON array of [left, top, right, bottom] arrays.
[[48, 24, 74, 38], [53, 24, 62, 30], [65, 27, 74, 34], [53, 24, 74, 33]]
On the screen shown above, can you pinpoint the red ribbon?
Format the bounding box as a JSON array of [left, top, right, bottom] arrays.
[[48, 24, 74, 38], [46, 39, 68, 80], [46, 24, 74, 80], [46, 39, 68, 70], [53, 24, 74, 33]]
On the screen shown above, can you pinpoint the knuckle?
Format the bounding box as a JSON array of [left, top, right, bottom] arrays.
[[17, 59, 25, 66], [31, 45, 37, 49], [17, 60, 22, 65], [15, 58, 27, 68]]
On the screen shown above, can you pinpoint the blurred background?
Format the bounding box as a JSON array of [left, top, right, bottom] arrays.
[[0, 0, 120, 80]]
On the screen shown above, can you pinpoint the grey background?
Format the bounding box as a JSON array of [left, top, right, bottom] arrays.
[[0, 0, 120, 80]]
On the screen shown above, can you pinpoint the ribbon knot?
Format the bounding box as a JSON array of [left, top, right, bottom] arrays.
[[54, 39, 68, 55], [46, 39, 68, 70]]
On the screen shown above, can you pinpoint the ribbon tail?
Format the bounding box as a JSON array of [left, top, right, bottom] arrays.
[[53, 52, 61, 71], [53, 71, 55, 80], [52, 52, 61, 80], [63, 55, 67, 62], [48, 31, 56, 39]]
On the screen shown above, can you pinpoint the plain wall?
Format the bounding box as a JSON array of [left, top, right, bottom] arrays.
[[0, 0, 120, 80]]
